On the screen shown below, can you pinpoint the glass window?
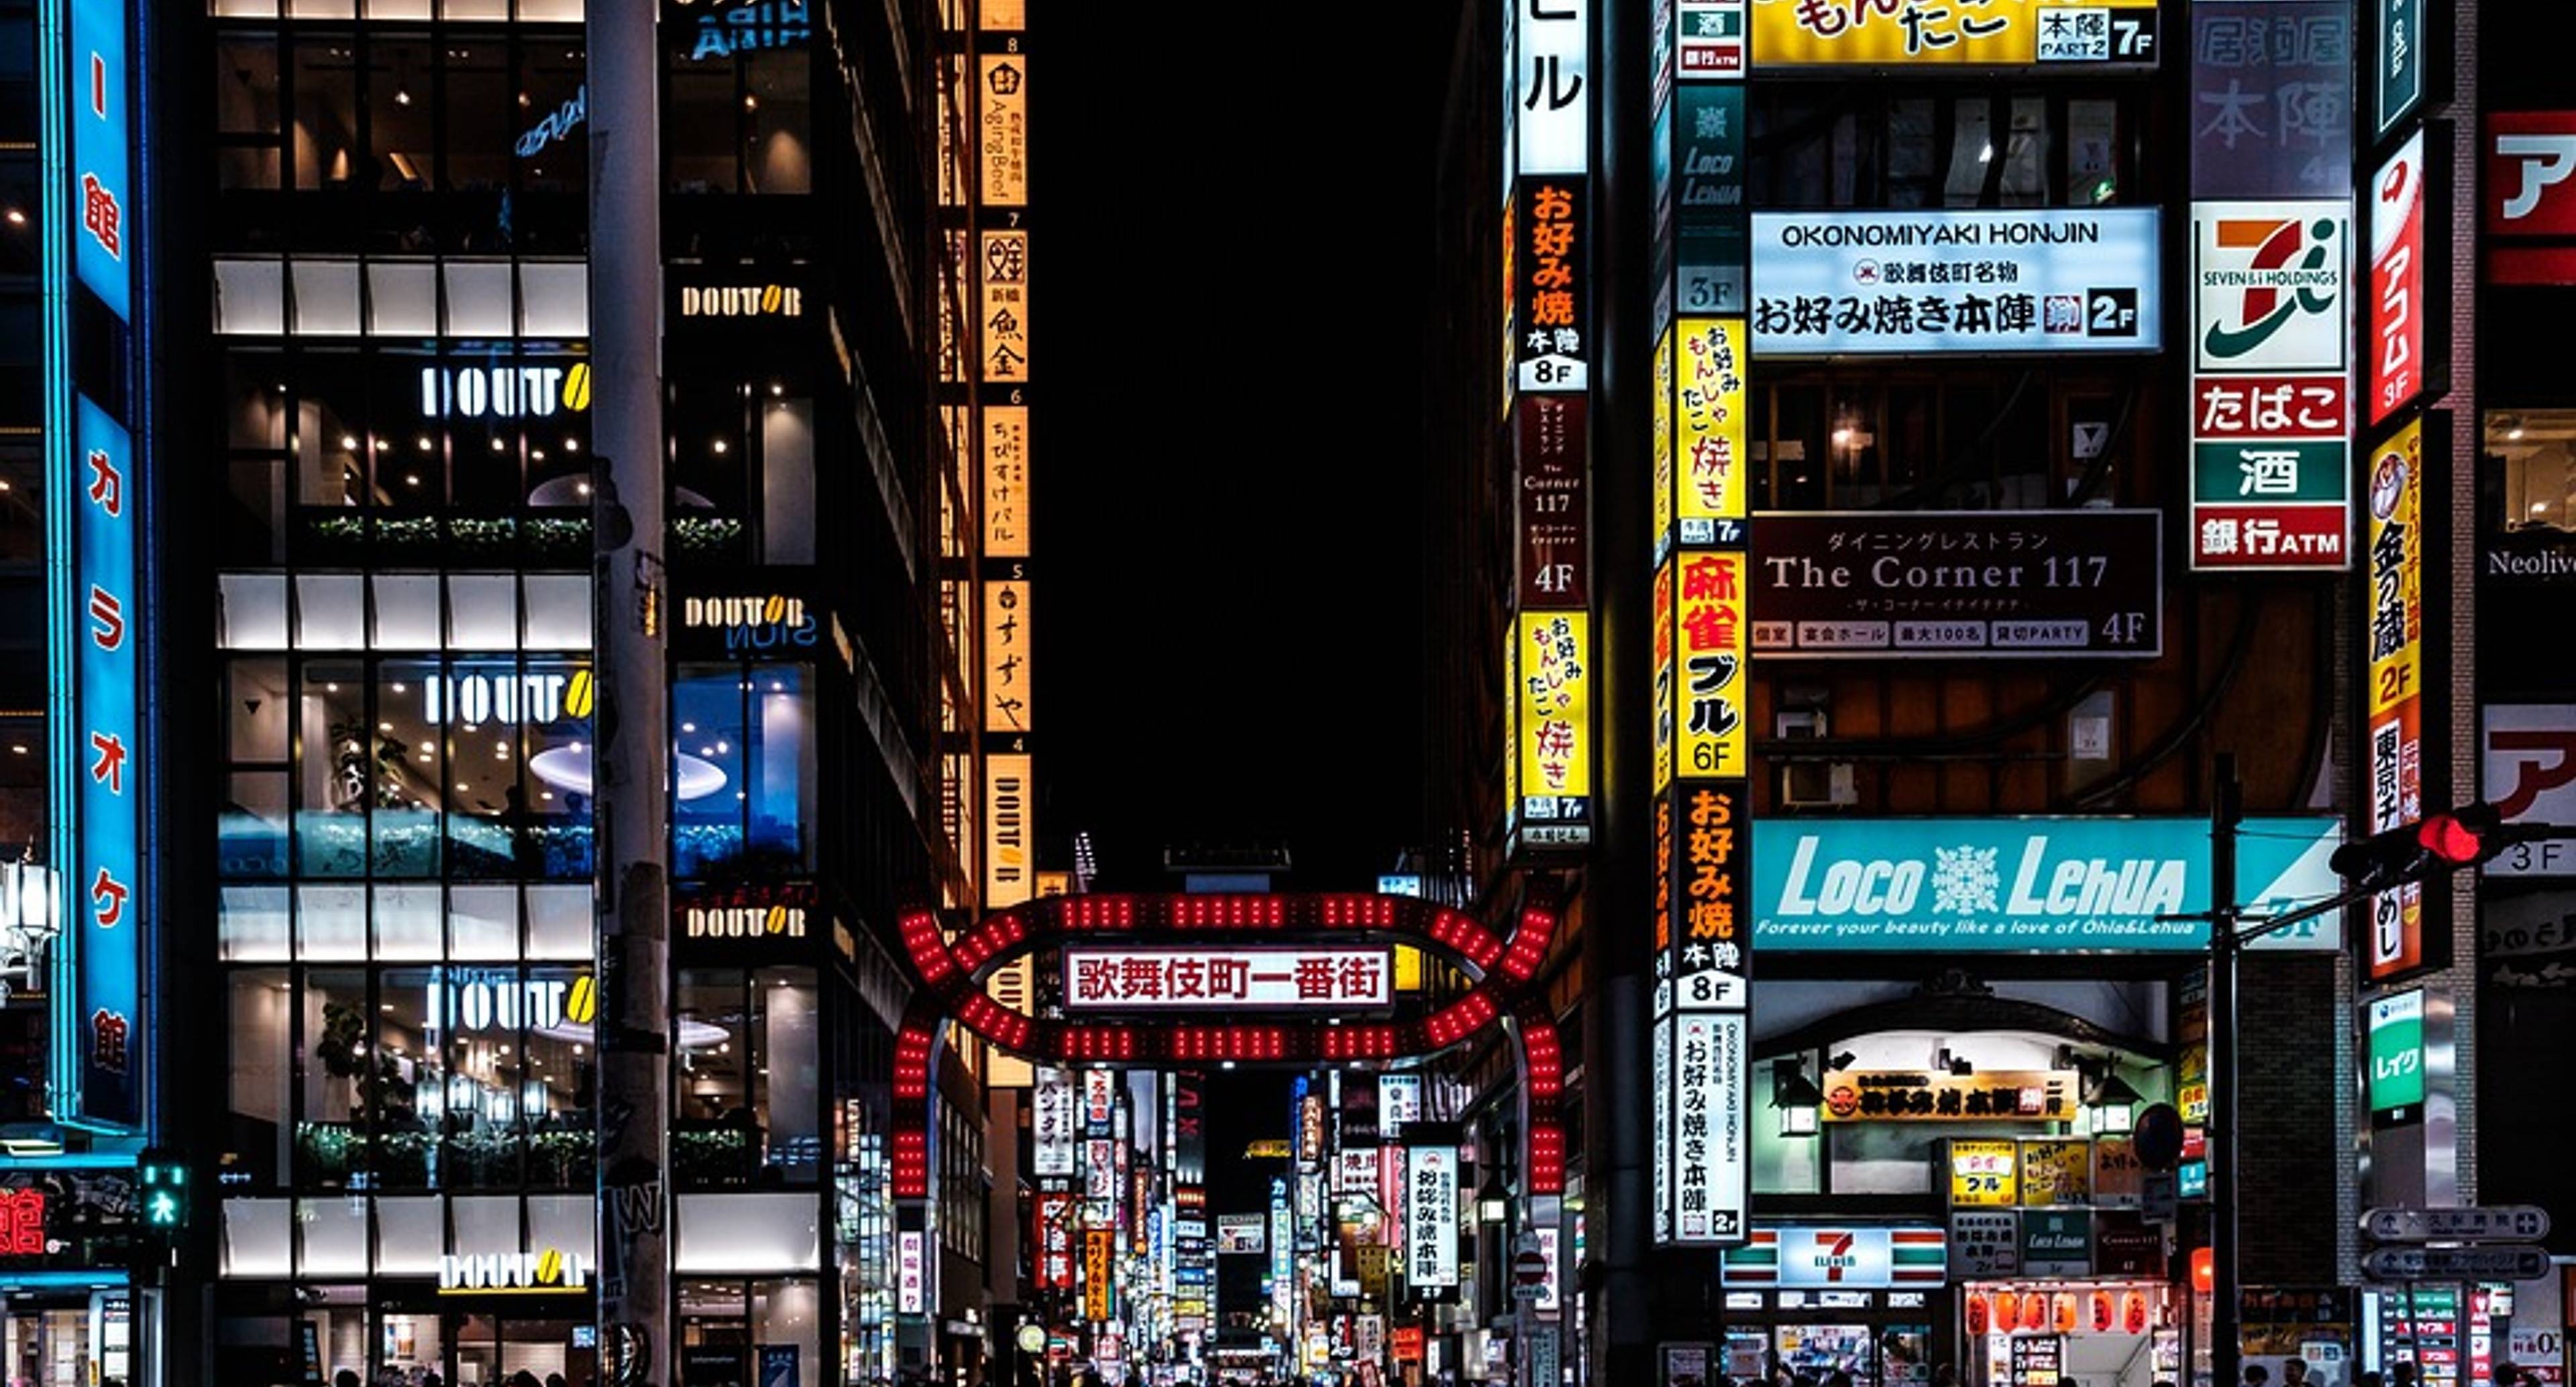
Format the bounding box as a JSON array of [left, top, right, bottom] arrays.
[[761, 398, 816, 564], [519, 657, 595, 880], [290, 40, 359, 189], [296, 661, 371, 875], [522, 574, 591, 649], [443, 260, 515, 337], [443, 40, 510, 192], [674, 662, 815, 877], [221, 885, 292, 961], [228, 969, 293, 1186], [2489, 408, 2576, 533], [667, 56, 737, 193], [743, 48, 811, 195], [215, 258, 288, 335], [367, 260, 437, 335], [519, 261, 587, 337], [374, 882, 443, 960], [298, 883, 368, 958], [519, 40, 589, 198], [370, 571, 440, 649], [296, 968, 372, 1186], [449, 883, 520, 960], [366, 37, 433, 192], [376, 968, 443, 1186], [525, 883, 589, 958]]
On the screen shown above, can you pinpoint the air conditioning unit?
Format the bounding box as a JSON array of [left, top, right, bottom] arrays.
[[1776, 710, 1858, 808]]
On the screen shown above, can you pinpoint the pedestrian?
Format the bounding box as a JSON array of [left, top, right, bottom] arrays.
[[1935, 1367, 1961, 1387], [2395, 1364, 2421, 1387], [2355, 1372, 2382, 1387], [2286, 1360, 2319, 1387], [2245, 1366, 2271, 1387]]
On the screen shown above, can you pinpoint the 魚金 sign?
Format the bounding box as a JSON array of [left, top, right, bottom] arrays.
[[1752, 210, 2159, 354], [1752, 817, 2347, 952], [1823, 1070, 2077, 1123], [1750, 511, 2160, 658], [1749, 0, 2157, 66]]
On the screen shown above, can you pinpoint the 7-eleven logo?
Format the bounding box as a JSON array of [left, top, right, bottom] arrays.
[[1810, 1230, 1858, 1281]]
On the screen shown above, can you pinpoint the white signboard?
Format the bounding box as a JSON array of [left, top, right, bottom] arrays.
[[1950, 1211, 2022, 1277], [1032, 1069, 1076, 1177], [1379, 1074, 1424, 1131], [1063, 946, 1392, 1010], [1517, 0, 1591, 176], [897, 1229, 926, 1315], [1336, 1149, 1379, 1197], [2192, 203, 2352, 372], [1216, 1214, 1267, 1256], [1083, 1068, 1116, 1132], [1660, 1011, 1750, 1244], [2483, 705, 2576, 877], [1752, 209, 2161, 354], [1405, 1145, 1460, 1288]]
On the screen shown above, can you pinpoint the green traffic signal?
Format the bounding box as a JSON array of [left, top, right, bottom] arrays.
[[137, 1149, 188, 1231]]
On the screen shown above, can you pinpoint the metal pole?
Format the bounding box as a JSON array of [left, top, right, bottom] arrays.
[[2210, 753, 2243, 1387], [588, 0, 669, 1381]]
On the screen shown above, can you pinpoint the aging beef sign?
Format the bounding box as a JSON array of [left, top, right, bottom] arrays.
[[1750, 511, 2161, 658]]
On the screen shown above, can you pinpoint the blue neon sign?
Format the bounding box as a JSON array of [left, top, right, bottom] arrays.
[[67, 0, 131, 322], [43, 0, 144, 1132]]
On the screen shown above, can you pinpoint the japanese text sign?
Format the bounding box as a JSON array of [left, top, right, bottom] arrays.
[[1036, 1192, 1075, 1288], [2486, 113, 2576, 284], [1516, 610, 1593, 846], [1825, 1070, 2076, 1123], [1679, 0, 1748, 78], [1515, 393, 1590, 608], [2365, 420, 2426, 982], [1751, 511, 2162, 658], [2017, 1139, 2094, 1207], [64, 398, 142, 1129], [1034, 1070, 1076, 1176], [1062, 947, 1393, 1011], [982, 575, 1031, 733], [1404, 1144, 1458, 1286], [1654, 1009, 1749, 1245], [2190, 203, 2353, 570], [979, 53, 1026, 207], [1083, 1228, 1114, 1322], [1754, 210, 2160, 355], [2367, 988, 2425, 1115], [1517, 177, 1590, 392], [68, 0, 131, 321], [1951, 1211, 2021, 1276], [982, 405, 1029, 559], [1517, 0, 1589, 176], [1660, 781, 1751, 1011], [1751, 0, 2157, 67], [2367, 131, 2428, 427], [1674, 86, 1749, 316], [1670, 552, 1749, 775], [2189, 3, 2353, 199], [2376, 0, 2424, 137], [979, 229, 1028, 383], [1949, 1138, 2021, 1207], [1660, 318, 1748, 549], [898, 1229, 927, 1314]]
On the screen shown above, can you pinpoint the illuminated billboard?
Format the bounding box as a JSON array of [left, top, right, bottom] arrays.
[[1061, 948, 1393, 1011], [1750, 0, 2157, 67], [1515, 612, 1593, 848], [1752, 210, 2161, 354]]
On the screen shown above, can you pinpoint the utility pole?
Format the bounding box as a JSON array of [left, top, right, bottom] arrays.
[[588, 1, 669, 1382], [2208, 754, 2242, 1387]]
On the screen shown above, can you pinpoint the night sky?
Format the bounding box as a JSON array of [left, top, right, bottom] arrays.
[[1031, 7, 1462, 893]]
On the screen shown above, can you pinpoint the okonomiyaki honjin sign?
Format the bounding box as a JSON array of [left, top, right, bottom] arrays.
[[1751, 209, 2160, 353]]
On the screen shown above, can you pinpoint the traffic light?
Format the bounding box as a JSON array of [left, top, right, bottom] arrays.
[[2330, 802, 2505, 887], [137, 1148, 189, 1233]]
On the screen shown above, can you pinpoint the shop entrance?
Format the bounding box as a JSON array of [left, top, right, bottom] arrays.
[[263, 1294, 596, 1387], [1963, 1280, 2177, 1387], [1, 1290, 129, 1387], [1725, 1305, 1936, 1387]]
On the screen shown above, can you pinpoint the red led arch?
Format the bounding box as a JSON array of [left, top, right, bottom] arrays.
[[885, 890, 1566, 1205]]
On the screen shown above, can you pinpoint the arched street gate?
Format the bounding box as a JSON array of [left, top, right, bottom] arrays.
[[885, 890, 1570, 1209]]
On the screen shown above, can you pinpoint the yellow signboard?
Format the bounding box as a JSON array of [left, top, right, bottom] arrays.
[[1672, 318, 1748, 535], [979, 230, 1029, 383], [1082, 1227, 1114, 1322], [2017, 1138, 2094, 1207], [978, 53, 1028, 207], [983, 576, 1031, 734], [1948, 1138, 2020, 1207], [1750, 0, 2158, 66], [1673, 551, 1748, 779], [2365, 419, 2421, 721], [1652, 326, 1676, 551], [983, 405, 1030, 559], [983, 751, 1032, 909], [1516, 611, 1593, 801]]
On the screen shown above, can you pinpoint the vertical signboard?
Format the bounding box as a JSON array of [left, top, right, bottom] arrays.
[[1515, 612, 1593, 847], [982, 405, 1029, 559], [1515, 394, 1590, 608], [1082, 1227, 1114, 1322], [2186, 0, 2355, 571], [979, 230, 1029, 384], [1665, 319, 1749, 553], [1404, 1144, 1458, 1288], [2367, 130, 2429, 428], [2364, 420, 2427, 982], [981, 575, 1031, 733], [977, 52, 1026, 208], [1034, 1069, 1077, 1176], [1516, 177, 1591, 394], [983, 752, 1032, 908], [2366, 988, 2426, 1122], [1674, 87, 1748, 317], [1515, 0, 1589, 176], [46, 0, 144, 1133], [1656, 1011, 1749, 1243]]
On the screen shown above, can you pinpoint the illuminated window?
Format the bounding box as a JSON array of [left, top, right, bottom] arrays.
[[2487, 409, 2576, 535]]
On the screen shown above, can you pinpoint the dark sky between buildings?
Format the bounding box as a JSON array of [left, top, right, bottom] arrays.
[[1031, 7, 1462, 893]]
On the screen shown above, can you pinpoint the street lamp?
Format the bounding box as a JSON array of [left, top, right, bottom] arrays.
[[1771, 1058, 1826, 1137], [2084, 1070, 2143, 1135], [1477, 1169, 1510, 1226]]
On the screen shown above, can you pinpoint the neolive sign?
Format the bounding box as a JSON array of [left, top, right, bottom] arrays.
[[1752, 511, 2161, 658]]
